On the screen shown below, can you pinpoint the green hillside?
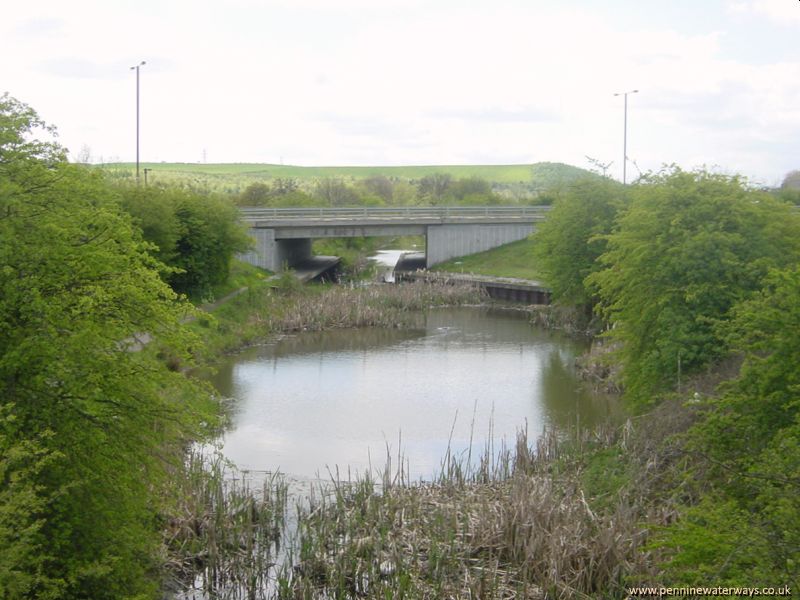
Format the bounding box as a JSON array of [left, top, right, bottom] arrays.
[[99, 161, 598, 196]]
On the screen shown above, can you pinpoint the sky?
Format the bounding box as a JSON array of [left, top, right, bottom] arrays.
[[2, 0, 799, 186]]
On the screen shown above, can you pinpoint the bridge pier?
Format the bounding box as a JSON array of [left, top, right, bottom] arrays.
[[425, 223, 535, 267]]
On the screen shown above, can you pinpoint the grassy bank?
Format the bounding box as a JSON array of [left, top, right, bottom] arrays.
[[433, 237, 540, 280]]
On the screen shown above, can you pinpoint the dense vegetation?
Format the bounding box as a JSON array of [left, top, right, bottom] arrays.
[[0, 95, 243, 598], [534, 167, 800, 587], [5, 87, 800, 597], [118, 186, 252, 300], [101, 161, 599, 204]]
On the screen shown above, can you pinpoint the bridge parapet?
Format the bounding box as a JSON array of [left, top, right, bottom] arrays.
[[237, 206, 550, 271], [239, 205, 550, 225]]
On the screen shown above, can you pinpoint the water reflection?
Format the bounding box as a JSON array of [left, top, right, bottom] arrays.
[[208, 307, 620, 480]]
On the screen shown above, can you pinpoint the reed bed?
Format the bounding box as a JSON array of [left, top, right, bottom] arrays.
[[163, 449, 289, 599], [283, 424, 675, 599], [163, 407, 692, 599], [258, 280, 487, 333], [177, 280, 697, 597], [194, 276, 488, 362]]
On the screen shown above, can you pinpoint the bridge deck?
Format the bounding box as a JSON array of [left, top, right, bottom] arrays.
[[240, 205, 549, 227]]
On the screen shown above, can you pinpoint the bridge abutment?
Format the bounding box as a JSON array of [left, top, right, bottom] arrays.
[[239, 228, 312, 272], [237, 207, 547, 272], [425, 223, 535, 267]]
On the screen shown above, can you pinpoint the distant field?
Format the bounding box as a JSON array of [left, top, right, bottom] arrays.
[[99, 161, 596, 194]]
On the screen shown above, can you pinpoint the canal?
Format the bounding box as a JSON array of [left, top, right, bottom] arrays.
[[207, 306, 619, 481]]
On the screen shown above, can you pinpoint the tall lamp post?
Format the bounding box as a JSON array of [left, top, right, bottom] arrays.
[[613, 89, 638, 185], [130, 61, 146, 183]]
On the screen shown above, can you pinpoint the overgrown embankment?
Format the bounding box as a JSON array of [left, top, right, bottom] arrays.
[[528, 169, 800, 590]]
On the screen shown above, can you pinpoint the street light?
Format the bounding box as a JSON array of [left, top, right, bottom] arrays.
[[130, 60, 146, 183], [613, 89, 638, 185]]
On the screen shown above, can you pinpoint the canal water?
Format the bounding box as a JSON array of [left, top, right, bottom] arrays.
[[207, 306, 619, 481]]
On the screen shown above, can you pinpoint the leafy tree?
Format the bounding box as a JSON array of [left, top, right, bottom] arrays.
[[532, 177, 624, 314], [416, 173, 452, 204], [118, 186, 182, 267], [657, 265, 800, 586], [266, 188, 317, 207], [0, 411, 61, 598], [238, 179, 301, 206], [118, 186, 252, 300], [781, 169, 800, 190], [314, 177, 360, 206], [449, 176, 494, 203], [239, 181, 271, 205], [168, 191, 253, 299], [272, 177, 298, 196], [0, 94, 214, 598], [589, 168, 800, 403], [363, 174, 394, 203]]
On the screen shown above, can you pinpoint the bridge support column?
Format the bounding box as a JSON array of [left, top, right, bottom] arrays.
[[239, 228, 312, 272], [426, 223, 535, 267]]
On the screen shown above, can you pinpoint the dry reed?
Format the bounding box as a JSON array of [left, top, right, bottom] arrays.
[[284, 423, 678, 599], [163, 449, 288, 599], [257, 280, 487, 334]]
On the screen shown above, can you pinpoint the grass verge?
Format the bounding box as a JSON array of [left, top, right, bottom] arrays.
[[433, 237, 540, 280]]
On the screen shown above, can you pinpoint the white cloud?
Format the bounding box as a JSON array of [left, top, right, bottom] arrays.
[[1, 1, 798, 183], [746, 0, 800, 24]]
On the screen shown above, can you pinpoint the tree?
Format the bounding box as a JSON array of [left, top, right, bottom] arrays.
[[239, 181, 271, 205], [272, 177, 298, 196], [416, 173, 452, 204], [532, 177, 624, 314], [363, 175, 393, 203], [589, 167, 800, 403], [658, 265, 800, 585], [449, 176, 498, 205], [169, 191, 253, 298], [314, 177, 359, 206], [781, 169, 800, 190], [118, 186, 252, 300], [0, 95, 214, 598]]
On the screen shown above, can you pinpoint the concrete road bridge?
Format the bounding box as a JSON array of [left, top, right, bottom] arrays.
[[238, 205, 549, 271]]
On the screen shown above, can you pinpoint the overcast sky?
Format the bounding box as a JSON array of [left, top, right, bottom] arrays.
[[2, 0, 799, 185]]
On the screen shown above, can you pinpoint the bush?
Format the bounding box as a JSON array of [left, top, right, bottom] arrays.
[[589, 168, 800, 403]]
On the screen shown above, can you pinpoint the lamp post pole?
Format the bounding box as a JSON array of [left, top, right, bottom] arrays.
[[130, 61, 146, 184], [614, 89, 638, 185]]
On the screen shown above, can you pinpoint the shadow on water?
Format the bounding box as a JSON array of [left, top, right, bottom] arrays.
[[181, 306, 624, 598], [539, 347, 623, 430], [207, 306, 621, 481]]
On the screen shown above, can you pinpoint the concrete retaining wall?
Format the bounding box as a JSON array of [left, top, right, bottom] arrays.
[[240, 221, 536, 272], [426, 223, 535, 267], [239, 228, 312, 271]]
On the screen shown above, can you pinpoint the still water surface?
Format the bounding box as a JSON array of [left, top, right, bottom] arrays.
[[208, 306, 618, 480]]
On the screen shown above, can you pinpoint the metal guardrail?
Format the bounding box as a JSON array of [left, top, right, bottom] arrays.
[[239, 205, 551, 222]]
